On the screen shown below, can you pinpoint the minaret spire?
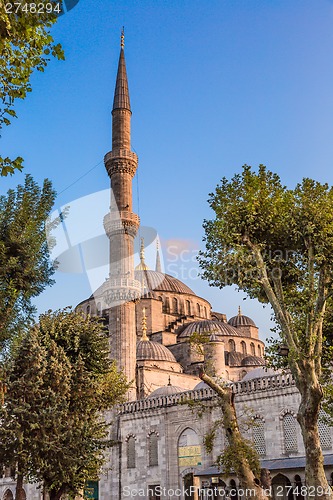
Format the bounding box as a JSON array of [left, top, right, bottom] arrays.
[[155, 239, 162, 273], [103, 33, 140, 401]]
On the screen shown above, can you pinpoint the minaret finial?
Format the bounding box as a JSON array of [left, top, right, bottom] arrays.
[[121, 27, 125, 49], [238, 305, 242, 316], [141, 307, 148, 341]]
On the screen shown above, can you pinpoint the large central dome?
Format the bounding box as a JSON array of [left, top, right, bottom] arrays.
[[135, 270, 196, 295]]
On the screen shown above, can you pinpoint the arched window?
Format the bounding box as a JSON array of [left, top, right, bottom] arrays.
[[164, 297, 170, 314], [229, 479, 238, 500], [196, 303, 200, 317], [173, 297, 178, 314], [241, 341, 247, 355], [3, 490, 14, 500], [127, 435, 136, 468], [178, 428, 201, 467], [250, 343, 255, 355], [204, 306, 207, 318], [148, 432, 159, 466], [253, 417, 266, 456], [283, 413, 298, 453], [186, 300, 191, 315], [318, 410, 332, 450], [228, 339, 236, 352], [257, 345, 261, 356], [86, 304, 91, 315]]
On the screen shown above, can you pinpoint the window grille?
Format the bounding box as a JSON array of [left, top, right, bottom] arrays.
[[283, 413, 298, 453], [253, 418, 266, 456], [318, 410, 332, 450]]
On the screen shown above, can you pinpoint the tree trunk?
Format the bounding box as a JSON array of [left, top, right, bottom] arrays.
[[15, 473, 25, 500], [296, 372, 331, 500], [201, 373, 270, 500], [48, 485, 67, 500]]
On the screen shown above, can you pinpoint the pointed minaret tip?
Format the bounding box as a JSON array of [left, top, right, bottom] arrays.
[[112, 28, 131, 112], [238, 305, 242, 316]]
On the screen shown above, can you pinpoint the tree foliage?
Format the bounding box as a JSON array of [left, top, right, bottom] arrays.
[[0, 308, 128, 500], [199, 165, 333, 495], [0, 0, 64, 175], [0, 174, 56, 348]]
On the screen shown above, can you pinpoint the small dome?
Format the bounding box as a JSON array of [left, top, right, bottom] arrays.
[[179, 320, 241, 339], [194, 381, 211, 390], [136, 340, 177, 363], [228, 308, 256, 328], [241, 355, 265, 367], [149, 384, 186, 397], [194, 379, 232, 390], [242, 367, 282, 381]]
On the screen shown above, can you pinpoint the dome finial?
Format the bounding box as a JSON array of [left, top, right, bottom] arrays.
[[238, 305, 242, 316], [141, 307, 148, 341], [135, 237, 149, 271], [168, 376, 171, 386], [121, 27, 125, 49]]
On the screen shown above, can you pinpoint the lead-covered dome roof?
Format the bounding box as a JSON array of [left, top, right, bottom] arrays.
[[135, 270, 196, 295], [242, 367, 282, 380], [149, 384, 186, 397], [241, 355, 265, 367], [179, 320, 241, 339], [228, 310, 256, 328], [136, 339, 177, 363]]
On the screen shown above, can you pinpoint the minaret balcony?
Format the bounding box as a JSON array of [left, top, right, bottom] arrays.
[[103, 212, 140, 237], [104, 149, 138, 177], [104, 278, 142, 305]]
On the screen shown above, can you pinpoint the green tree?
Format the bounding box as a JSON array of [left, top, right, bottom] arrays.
[[0, 0, 64, 176], [188, 334, 269, 499], [0, 309, 128, 500], [199, 165, 333, 497], [0, 174, 56, 347]]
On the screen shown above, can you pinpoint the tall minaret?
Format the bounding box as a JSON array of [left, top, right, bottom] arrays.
[[103, 30, 141, 400]]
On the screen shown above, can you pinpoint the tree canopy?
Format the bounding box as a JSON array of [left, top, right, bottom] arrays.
[[199, 165, 333, 496], [0, 308, 128, 500], [0, 0, 64, 175], [0, 174, 56, 348]]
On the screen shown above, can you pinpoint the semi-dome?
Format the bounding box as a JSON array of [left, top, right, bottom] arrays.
[[242, 367, 282, 381], [135, 270, 196, 295], [228, 308, 256, 328], [179, 320, 241, 339], [149, 384, 186, 397], [241, 355, 265, 367], [136, 339, 177, 363]]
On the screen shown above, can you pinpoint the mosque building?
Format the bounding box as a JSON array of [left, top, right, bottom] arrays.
[[1, 34, 333, 500]]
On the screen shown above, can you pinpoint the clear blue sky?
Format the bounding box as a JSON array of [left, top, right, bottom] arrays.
[[2, 0, 333, 340]]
